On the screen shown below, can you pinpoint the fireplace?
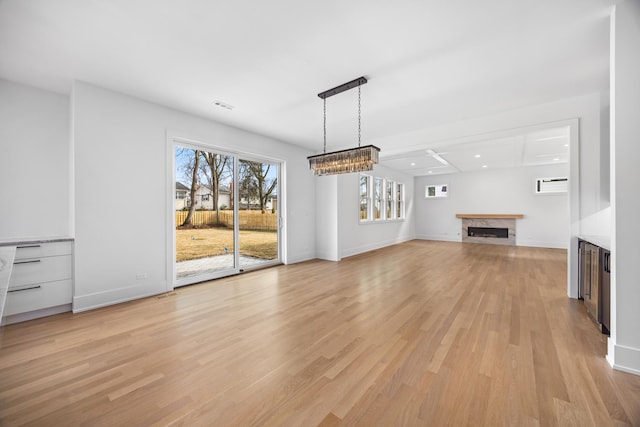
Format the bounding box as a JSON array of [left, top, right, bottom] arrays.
[[468, 227, 509, 238], [456, 214, 524, 246]]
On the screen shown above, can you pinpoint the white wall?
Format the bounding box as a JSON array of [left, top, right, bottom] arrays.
[[579, 90, 612, 238], [415, 164, 569, 248], [608, 1, 640, 375], [337, 164, 415, 258], [72, 81, 316, 311], [315, 175, 339, 261], [0, 79, 71, 240]]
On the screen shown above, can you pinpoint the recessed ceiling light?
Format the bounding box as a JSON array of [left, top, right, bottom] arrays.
[[474, 154, 481, 158], [212, 100, 235, 110], [564, 144, 569, 147], [428, 171, 433, 174], [553, 158, 560, 161], [410, 162, 416, 166], [482, 165, 488, 168]]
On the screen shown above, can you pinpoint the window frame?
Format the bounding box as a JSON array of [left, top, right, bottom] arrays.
[[396, 183, 405, 220], [359, 175, 372, 221], [373, 177, 384, 221], [385, 180, 395, 220], [359, 174, 405, 224], [425, 184, 448, 198]]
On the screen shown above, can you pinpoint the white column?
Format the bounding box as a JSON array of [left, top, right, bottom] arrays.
[[608, 1, 640, 375], [314, 175, 341, 261]]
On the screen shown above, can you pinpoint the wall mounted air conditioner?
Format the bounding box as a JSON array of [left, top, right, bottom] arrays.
[[535, 177, 568, 194]]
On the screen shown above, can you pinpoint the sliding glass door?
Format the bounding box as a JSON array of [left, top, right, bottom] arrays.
[[237, 158, 279, 270], [173, 142, 280, 286]]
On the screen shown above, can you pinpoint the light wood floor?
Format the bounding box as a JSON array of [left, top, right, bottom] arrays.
[[1, 240, 639, 426]]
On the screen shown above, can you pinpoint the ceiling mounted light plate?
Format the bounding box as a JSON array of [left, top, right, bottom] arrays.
[[318, 76, 368, 99]]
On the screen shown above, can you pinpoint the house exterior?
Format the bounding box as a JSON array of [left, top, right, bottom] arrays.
[[179, 182, 277, 211], [193, 184, 231, 210], [175, 182, 190, 210], [238, 194, 277, 211]]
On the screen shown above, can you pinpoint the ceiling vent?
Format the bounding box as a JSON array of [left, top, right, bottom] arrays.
[[212, 100, 234, 110]]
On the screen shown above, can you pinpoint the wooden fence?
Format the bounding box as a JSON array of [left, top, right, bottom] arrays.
[[176, 210, 278, 231]]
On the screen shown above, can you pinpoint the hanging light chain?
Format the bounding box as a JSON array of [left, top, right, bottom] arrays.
[[323, 97, 327, 154], [358, 85, 362, 147]]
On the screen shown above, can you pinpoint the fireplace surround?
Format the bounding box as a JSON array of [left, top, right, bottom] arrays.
[[456, 214, 524, 246]]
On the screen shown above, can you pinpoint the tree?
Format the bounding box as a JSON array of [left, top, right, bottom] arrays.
[[180, 149, 201, 226], [238, 164, 258, 210], [200, 152, 231, 224], [239, 160, 277, 213]]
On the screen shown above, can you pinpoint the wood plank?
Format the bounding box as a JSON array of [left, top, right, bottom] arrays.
[[0, 241, 638, 426]]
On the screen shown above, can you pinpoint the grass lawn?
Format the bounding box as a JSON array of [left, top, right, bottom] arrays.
[[176, 227, 278, 262]]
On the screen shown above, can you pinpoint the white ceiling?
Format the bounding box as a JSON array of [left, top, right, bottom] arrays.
[[382, 126, 570, 176], [0, 0, 610, 173]]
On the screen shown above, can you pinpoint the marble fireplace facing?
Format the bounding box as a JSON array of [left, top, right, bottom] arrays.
[[456, 214, 524, 246]]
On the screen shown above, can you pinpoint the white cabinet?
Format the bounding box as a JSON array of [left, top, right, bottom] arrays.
[[4, 240, 73, 321], [0, 246, 16, 320]]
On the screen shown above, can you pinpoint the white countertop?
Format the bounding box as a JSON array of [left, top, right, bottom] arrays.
[[0, 236, 73, 247], [0, 246, 17, 321], [578, 235, 611, 250]]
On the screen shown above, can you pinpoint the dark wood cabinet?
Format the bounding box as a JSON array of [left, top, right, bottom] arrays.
[[600, 249, 611, 334], [578, 239, 610, 335]]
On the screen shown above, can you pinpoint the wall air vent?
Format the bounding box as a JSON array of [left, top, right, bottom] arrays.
[[535, 177, 568, 194], [212, 100, 235, 110]]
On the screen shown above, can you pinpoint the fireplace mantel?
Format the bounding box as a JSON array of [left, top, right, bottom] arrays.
[[456, 214, 524, 219]]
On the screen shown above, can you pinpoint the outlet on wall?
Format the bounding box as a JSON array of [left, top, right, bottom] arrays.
[[135, 273, 147, 280]]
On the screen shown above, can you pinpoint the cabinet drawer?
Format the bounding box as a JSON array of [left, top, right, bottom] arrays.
[[14, 241, 72, 260], [5, 279, 72, 316], [9, 255, 72, 288]]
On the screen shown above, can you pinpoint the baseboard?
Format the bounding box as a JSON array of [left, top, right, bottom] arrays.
[[73, 281, 167, 313], [607, 341, 640, 376], [315, 251, 340, 262], [341, 235, 415, 258], [414, 235, 461, 243], [1, 304, 71, 325], [286, 251, 316, 265]]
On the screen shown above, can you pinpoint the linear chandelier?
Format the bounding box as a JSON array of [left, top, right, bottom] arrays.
[[308, 76, 380, 176]]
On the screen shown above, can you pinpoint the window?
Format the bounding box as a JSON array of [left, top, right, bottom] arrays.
[[202, 194, 210, 201], [386, 180, 395, 219], [359, 175, 370, 220], [396, 183, 404, 219], [359, 174, 405, 223], [425, 184, 448, 198], [374, 178, 383, 220], [176, 192, 186, 200]]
